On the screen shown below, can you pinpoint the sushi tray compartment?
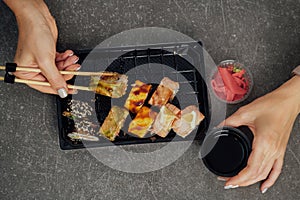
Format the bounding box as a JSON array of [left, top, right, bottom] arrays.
[[56, 42, 210, 150]]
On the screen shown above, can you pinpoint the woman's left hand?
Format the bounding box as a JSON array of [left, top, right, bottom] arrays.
[[220, 76, 300, 193]]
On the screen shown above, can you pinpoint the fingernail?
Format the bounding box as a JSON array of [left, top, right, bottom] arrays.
[[217, 177, 227, 181], [231, 185, 239, 189], [57, 88, 68, 98], [262, 188, 268, 194], [224, 185, 233, 189], [76, 65, 81, 71], [73, 58, 79, 64], [73, 89, 78, 95], [69, 52, 74, 57]]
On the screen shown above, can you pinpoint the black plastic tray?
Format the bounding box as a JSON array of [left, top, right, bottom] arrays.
[[57, 42, 210, 150]]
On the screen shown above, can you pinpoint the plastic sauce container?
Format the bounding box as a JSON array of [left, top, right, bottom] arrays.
[[201, 126, 254, 177]]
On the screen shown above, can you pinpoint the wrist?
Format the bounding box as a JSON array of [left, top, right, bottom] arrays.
[[4, 0, 52, 23], [275, 76, 300, 114], [292, 76, 300, 114]]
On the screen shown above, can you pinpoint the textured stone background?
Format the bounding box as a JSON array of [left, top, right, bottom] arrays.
[[0, 0, 299, 199]]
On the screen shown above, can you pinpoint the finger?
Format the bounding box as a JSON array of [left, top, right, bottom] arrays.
[[260, 158, 283, 193], [222, 110, 248, 127], [55, 50, 73, 62], [16, 63, 80, 83], [14, 71, 47, 82], [56, 56, 79, 70], [38, 59, 68, 98], [217, 176, 229, 181], [14, 71, 76, 95], [236, 160, 273, 187], [225, 141, 267, 187], [55, 50, 74, 62], [62, 64, 81, 81], [61, 55, 79, 69], [218, 107, 252, 128]]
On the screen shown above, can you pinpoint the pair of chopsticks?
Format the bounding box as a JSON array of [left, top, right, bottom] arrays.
[[0, 63, 110, 91]]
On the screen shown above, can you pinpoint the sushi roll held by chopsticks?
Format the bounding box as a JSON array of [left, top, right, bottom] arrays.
[[0, 63, 128, 98], [89, 73, 128, 98]]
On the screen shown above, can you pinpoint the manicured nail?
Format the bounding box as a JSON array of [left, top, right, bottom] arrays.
[[262, 188, 268, 194], [57, 88, 68, 98], [224, 185, 233, 189], [73, 58, 79, 64], [69, 52, 74, 57], [73, 89, 78, 95], [217, 177, 227, 181], [231, 185, 239, 189], [76, 65, 81, 71]]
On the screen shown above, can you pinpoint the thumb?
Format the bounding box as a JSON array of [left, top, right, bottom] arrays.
[[38, 59, 68, 98], [220, 109, 249, 128]]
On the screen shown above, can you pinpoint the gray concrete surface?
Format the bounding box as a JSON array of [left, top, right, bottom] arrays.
[[0, 0, 300, 199]]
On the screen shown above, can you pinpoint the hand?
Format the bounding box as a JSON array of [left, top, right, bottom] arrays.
[[5, 0, 79, 97], [14, 49, 80, 95], [221, 76, 300, 193]]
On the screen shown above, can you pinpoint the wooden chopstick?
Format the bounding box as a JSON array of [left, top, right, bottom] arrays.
[[0, 76, 92, 91], [0, 65, 113, 76]]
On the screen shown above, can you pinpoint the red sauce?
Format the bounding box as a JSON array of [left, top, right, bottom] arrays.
[[133, 84, 151, 95]]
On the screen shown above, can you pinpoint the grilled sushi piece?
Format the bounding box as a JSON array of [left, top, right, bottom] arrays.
[[89, 73, 128, 98], [161, 77, 180, 99], [172, 105, 205, 138], [128, 106, 157, 138], [151, 103, 180, 138], [99, 106, 129, 141], [149, 77, 179, 107], [124, 80, 152, 113]]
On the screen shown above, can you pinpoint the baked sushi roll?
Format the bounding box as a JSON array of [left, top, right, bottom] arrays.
[[89, 73, 128, 98], [99, 106, 129, 141], [151, 103, 180, 138], [128, 106, 157, 138], [124, 80, 152, 113], [160, 77, 180, 99], [172, 105, 205, 138], [149, 77, 179, 107]]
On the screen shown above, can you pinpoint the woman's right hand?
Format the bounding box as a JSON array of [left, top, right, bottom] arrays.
[[4, 0, 79, 97], [14, 49, 81, 96]]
